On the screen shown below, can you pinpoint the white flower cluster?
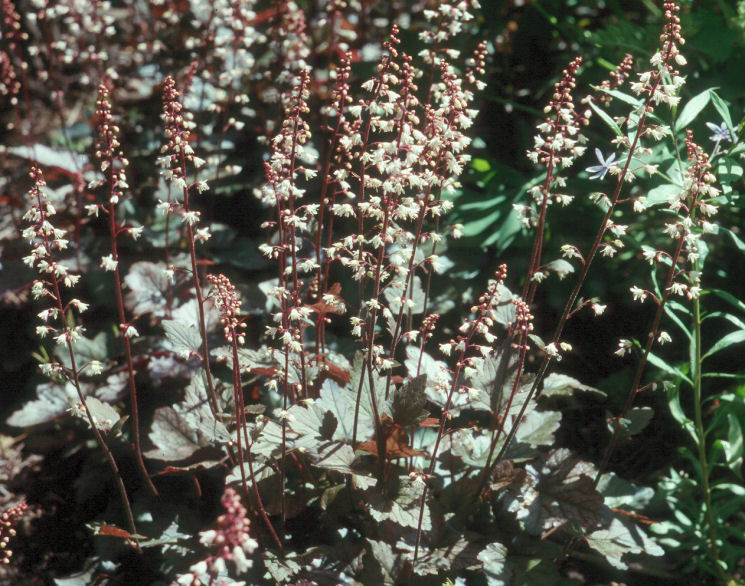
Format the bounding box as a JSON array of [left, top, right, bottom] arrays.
[[24, 168, 88, 366]]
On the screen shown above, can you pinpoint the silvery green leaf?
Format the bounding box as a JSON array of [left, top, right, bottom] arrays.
[[146, 375, 229, 461], [586, 517, 663, 569], [366, 475, 430, 530], [478, 542, 509, 585], [124, 261, 172, 317], [515, 410, 561, 446], [541, 373, 606, 398]]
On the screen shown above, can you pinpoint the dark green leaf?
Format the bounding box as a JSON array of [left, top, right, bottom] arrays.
[[391, 374, 429, 427], [710, 91, 735, 138], [505, 449, 605, 535], [608, 406, 653, 436]]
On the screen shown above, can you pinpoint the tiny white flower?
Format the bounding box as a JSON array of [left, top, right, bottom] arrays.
[[123, 324, 139, 338], [101, 254, 118, 272], [615, 339, 632, 357], [544, 342, 560, 358], [88, 360, 104, 376], [630, 286, 647, 302]]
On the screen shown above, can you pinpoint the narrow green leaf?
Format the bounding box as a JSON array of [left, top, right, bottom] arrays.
[[647, 351, 692, 385], [663, 301, 693, 340], [593, 86, 642, 108], [710, 90, 735, 138], [667, 385, 696, 440], [675, 88, 712, 132], [724, 413, 744, 473], [461, 208, 502, 237], [703, 330, 745, 360], [719, 226, 745, 254], [702, 311, 745, 331], [588, 99, 622, 136], [711, 482, 745, 496], [702, 372, 745, 379], [710, 288, 745, 314]]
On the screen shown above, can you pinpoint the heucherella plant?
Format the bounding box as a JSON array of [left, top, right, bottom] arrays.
[[494, 1, 690, 462], [89, 80, 157, 497], [22, 166, 136, 533]]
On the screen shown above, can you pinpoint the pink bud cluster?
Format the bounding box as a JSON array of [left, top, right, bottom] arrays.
[[1, 0, 27, 128], [629, 1, 686, 108], [0, 500, 27, 565], [160, 76, 197, 189], [527, 57, 588, 168], [90, 82, 141, 242], [594, 53, 634, 107], [440, 265, 509, 367], [518, 57, 588, 229], [157, 76, 210, 232], [207, 274, 246, 345], [178, 487, 258, 584], [1, 0, 24, 52], [0, 47, 20, 111]]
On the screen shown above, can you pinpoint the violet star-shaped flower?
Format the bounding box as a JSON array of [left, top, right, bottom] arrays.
[[585, 148, 616, 180], [705, 121, 731, 143]]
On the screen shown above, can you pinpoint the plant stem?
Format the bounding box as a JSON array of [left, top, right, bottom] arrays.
[[692, 285, 728, 582]]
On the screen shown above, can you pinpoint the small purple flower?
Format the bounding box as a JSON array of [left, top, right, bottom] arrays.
[[705, 121, 731, 143], [586, 148, 617, 180]]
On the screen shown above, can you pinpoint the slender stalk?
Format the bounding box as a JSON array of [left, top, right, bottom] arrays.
[[691, 290, 726, 581], [62, 319, 137, 535], [96, 83, 157, 497]]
